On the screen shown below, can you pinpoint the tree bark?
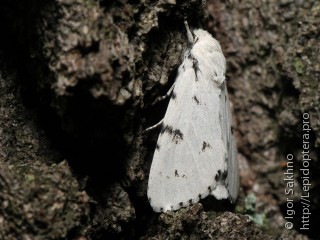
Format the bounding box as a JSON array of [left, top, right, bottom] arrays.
[[0, 0, 318, 239]]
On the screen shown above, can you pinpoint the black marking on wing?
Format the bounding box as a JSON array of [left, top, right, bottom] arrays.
[[215, 169, 228, 183], [231, 126, 234, 134], [156, 143, 160, 151], [208, 186, 212, 193], [189, 199, 193, 204], [198, 194, 202, 200], [193, 36, 199, 44], [173, 129, 183, 143], [215, 174, 219, 181], [191, 56, 199, 72], [193, 61, 199, 81], [179, 202, 183, 207], [192, 95, 200, 105], [160, 207, 164, 211], [202, 141, 212, 152], [222, 169, 228, 180], [161, 125, 173, 135], [215, 170, 222, 181], [219, 76, 225, 89], [214, 170, 221, 181], [175, 170, 179, 177], [227, 141, 230, 150], [171, 91, 177, 100], [161, 125, 184, 144], [195, 73, 199, 81], [188, 54, 201, 81]]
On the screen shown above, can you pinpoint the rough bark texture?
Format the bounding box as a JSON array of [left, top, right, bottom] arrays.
[[0, 0, 318, 239], [207, 1, 319, 238]]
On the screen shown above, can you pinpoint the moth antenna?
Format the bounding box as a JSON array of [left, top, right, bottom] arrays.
[[184, 19, 194, 44]]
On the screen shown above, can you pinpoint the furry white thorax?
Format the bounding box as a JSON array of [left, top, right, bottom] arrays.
[[190, 29, 226, 87]]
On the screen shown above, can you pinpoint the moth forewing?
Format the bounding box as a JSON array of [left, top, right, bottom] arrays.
[[147, 22, 239, 212]]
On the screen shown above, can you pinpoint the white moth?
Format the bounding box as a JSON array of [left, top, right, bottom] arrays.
[[147, 21, 239, 212]]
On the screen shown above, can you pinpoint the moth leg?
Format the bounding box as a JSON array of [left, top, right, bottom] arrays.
[[151, 82, 175, 106], [145, 82, 175, 131], [144, 119, 163, 132]]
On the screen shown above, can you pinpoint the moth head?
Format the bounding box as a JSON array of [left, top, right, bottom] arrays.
[[191, 29, 226, 83], [192, 29, 222, 52]]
